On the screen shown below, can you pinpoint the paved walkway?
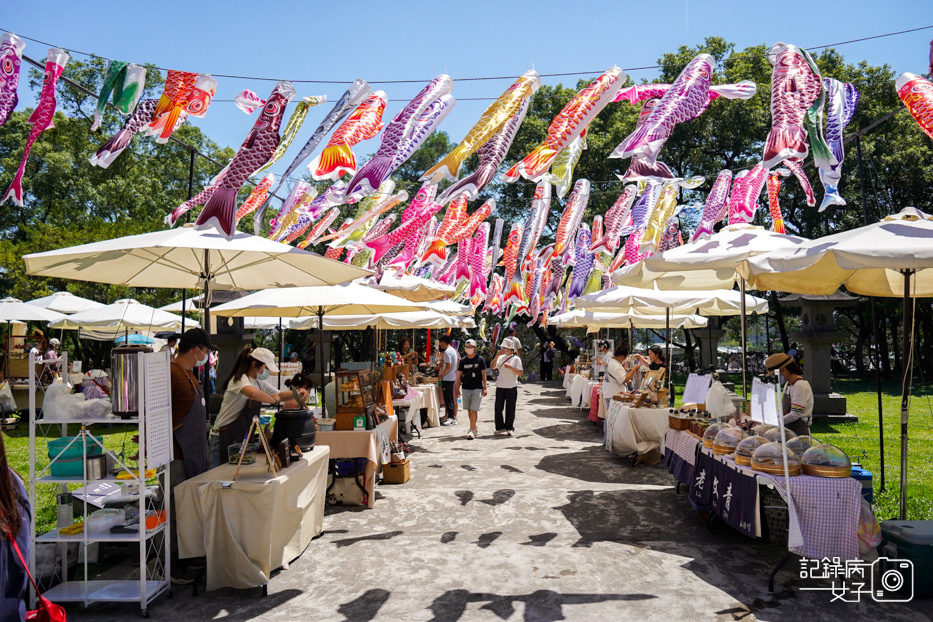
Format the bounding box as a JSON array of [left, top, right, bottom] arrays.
[[71, 382, 929, 621]]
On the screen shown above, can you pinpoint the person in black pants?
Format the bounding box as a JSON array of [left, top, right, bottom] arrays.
[[540, 340, 555, 381], [438, 334, 459, 426], [492, 337, 524, 435]]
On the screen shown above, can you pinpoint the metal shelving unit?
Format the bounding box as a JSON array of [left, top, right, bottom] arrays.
[[27, 351, 173, 617]]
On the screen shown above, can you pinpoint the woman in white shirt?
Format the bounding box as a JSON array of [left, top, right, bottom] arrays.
[[602, 345, 630, 408], [492, 337, 523, 436], [211, 347, 307, 468]]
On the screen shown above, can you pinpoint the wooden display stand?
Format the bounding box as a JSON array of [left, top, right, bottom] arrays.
[[336, 370, 376, 430]]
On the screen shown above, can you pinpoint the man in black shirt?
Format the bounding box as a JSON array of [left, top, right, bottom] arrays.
[[456, 339, 487, 440]]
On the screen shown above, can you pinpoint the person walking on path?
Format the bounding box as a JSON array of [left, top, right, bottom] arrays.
[[457, 339, 487, 440], [540, 340, 555, 381], [438, 335, 459, 426], [492, 337, 523, 436]]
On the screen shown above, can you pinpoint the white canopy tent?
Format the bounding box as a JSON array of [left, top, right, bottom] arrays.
[[49, 299, 195, 333], [25, 292, 105, 315]]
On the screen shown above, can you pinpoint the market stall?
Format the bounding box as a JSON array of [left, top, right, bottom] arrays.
[[176, 445, 331, 591], [314, 415, 398, 508], [605, 400, 670, 461]]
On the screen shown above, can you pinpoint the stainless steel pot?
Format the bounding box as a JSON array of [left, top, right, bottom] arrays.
[[111, 345, 153, 416], [85, 455, 109, 480]]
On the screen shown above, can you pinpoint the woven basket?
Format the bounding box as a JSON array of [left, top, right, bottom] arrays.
[[759, 485, 789, 546]]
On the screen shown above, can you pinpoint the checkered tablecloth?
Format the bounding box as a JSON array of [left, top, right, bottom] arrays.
[[669, 429, 863, 561], [665, 429, 701, 466]]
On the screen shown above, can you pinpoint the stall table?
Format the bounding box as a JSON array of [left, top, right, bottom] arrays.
[[393, 389, 423, 437], [605, 401, 670, 458], [175, 445, 331, 591], [382, 363, 410, 380], [314, 415, 398, 508], [569, 374, 590, 407], [411, 384, 440, 427]]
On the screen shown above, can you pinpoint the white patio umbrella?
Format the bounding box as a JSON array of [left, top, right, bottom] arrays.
[[49, 299, 195, 333], [291, 310, 457, 331], [0, 298, 67, 377], [159, 294, 206, 313], [550, 310, 708, 331], [419, 300, 474, 317], [738, 206, 933, 519], [612, 224, 808, 396], [211, 283, 421, 407], [368, 270, 456, 302], [25, 291, 105, 314]]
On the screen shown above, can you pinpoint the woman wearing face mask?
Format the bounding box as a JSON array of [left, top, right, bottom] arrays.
[[211, 347, 305, 468]]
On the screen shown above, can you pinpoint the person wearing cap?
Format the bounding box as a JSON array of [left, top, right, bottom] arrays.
[[167, 328, 213, 583], [492, 337, 523, 436], [211, 346, 307, 468], [766, 352, 813, 436], [457, 339, 487, 440], [161, 334, 179, 358], [438, 335, 459, 426], [289, 350, 303, 374]]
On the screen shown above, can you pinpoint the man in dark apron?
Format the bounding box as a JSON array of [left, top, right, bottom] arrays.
[[168, 328, 214, 583], [766, 352, 813, 437]]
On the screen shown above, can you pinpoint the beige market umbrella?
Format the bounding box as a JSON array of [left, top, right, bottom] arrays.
[[25, 291, 105, 314], [550, 309, 708, 331], [368, 270, 456, 302], [0, 298, 67, 378], [211, 283, 421, 408], [291, 310, 457, 331], [49, 299, 195, 333], [738, 206, 933, 519]]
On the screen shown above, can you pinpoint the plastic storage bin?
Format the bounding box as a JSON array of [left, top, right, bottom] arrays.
[[48, 436, 104, 477], [878, 520, 933, 599], [850, 463, 873, 503]]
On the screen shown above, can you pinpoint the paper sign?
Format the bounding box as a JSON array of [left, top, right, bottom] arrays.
[[682, 373, 712, 405], [751, 377, 780, 426]]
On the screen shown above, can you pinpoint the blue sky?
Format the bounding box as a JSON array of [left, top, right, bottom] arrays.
[[3, 1, 931, 185]]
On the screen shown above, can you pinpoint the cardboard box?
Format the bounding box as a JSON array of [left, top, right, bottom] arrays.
[[382, 459, 410, 484]]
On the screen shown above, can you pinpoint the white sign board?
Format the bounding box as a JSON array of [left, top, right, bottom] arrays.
[[681, 373, 713, 405], [751, 377, 780, 426], [140, 350, 174, 468]]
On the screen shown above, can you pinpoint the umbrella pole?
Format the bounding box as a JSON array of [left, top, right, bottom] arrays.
[[202, 249, 212, 400], [181, 291, 187, 333], [318, 307, 325, 415], [665, 308, 671, 405], [858, 136, 885, 492], [740, 277, 748, 400], [278, 318, 283, 390], [180, 150, 195, 335], [899, 270, 914, 520], [707, 319, 713, 372]]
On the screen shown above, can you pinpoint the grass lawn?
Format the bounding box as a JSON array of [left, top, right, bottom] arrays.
[[700, 373, 933, 522], [3, 420, 140, 535]]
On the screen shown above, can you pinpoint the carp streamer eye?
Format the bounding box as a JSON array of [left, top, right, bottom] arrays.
[[2, 57, 13, 75], [188, 99, 204, 113], [43, 70, 52, 84], [264, 101, 281, 116]]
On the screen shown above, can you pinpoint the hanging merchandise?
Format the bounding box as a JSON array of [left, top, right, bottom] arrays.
[[0, 33, 25, 128], [308, 91, 387, 181], [234, 89, 264, 114], [611, 54, 756, 164], [766, 168, 790, 234], [436, 98, 530, 205], [255, 95, 327, 174], [277, 181, 347, 244], [816, 78, 859, 212], [422, 69, 540, 185], [502, 222, 525, 306], [2, 48, 69, 207], [897, 72, 933, 141], [469, 222, 490, 298], [234, 173, 275, 224], [691, 169, 733, 241], [567, 225, 594, 299], [255, 79, 371, 233], [145, 70, 197, 143], [727, 162, 767, 224], [90, 60, 146, 131], [762, 42, 823, 170], [546, 132, 587, 199], [297, 207, 340, 249], [590, 185, 638, 255], [639, 176, 705, 254], [344, 75, 455, 202], [552, 179, 591, 259], [505, 67, 625, 183], [196, 81, 297, 237]]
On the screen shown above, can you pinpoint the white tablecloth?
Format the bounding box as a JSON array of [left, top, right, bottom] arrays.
[[605, 401, 670, 456], [314, 416, 398, 508], [562, 370, 573, 391], [176, 445, 330, 591], [393, 390, 423, 434], [569, 375, 589, 407], [412, 384, 441, 427]]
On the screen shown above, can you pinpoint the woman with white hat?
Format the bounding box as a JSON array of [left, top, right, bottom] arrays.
[[492, 337, 523, 436], [211, 346, 308, 468]]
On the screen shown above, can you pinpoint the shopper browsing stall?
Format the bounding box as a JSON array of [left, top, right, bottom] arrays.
[[211, 347, 308, 468], [457, 339, 487, 440], [602, 345, 630, 408], [766, 352, 813, 436], [493, 337, 523, 436]]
